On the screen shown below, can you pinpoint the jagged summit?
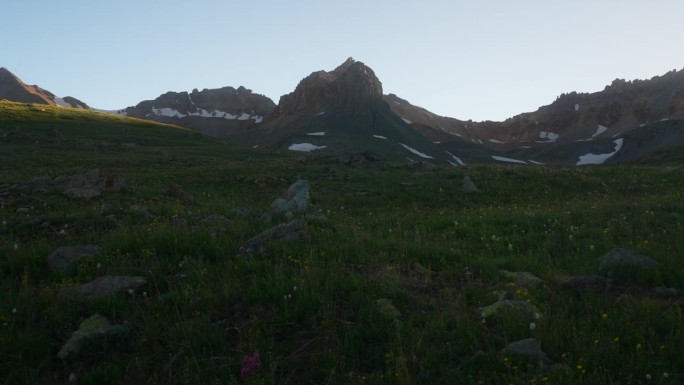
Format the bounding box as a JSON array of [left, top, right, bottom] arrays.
[[272, 57, 383, 119]]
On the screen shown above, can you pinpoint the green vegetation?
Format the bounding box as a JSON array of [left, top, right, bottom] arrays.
[[1, 100, 683, 384]]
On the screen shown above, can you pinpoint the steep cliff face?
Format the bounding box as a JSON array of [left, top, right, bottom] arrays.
[[122, 86, 275, 138], [272, 57, 384, 120], [0, 67, 89, 108]]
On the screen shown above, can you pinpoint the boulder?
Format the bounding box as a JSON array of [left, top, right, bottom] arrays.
[[598, 248, 660, 276], [502, 338, 551, 364], [61, 276, 146, 300], [57, 314, 129, 360], [499, 270, 544, 288], [47, 245, 103, 274], [270, 180, 311, 216], [478, 300, 541, 319], [244, 219, 308, 253], [461, 176, 479, 192], [561, 275, 610, 294]]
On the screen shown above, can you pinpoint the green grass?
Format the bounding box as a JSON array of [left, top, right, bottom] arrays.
[[1, 100, 683, 384]]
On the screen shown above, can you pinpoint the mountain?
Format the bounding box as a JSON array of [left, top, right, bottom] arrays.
[[120, 87, 276, 138], [388, 68, 684, 166], [0, 67, 89, 109], [230, 58, 460, 164]]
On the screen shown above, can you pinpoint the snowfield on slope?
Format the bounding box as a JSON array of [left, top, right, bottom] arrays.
[[576, 138, 624, 165], [288, 143, 327, 152], [399, 143, 433, 159]]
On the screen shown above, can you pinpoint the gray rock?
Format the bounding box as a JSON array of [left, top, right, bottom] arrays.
[[271, 180, 311, 215], [244, 219, 308, 253], [57, 314, 129, 359], [478, 300, 542, 319], [48, 245, 103, 274], [61, 276, 146, 300], [502, 338, 551, 364], [461, 176, 479, 192], [598, 248, 661, 276], [561, 275, 610, 294], [650, 286, 679, 299], [499, 270, 544, 287], [22, 169, 125, 199], [63, 187, 101, 200]]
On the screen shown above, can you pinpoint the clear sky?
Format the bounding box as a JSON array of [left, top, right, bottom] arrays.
[[2, 0, 683, 121]]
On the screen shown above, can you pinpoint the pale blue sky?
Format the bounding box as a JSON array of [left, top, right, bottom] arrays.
[[2, 0, 683, 121]]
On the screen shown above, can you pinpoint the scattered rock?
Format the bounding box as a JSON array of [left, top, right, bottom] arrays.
[[501, 338, 551, 365], [61, 276, 146, 300], [21, 169, 125, 200], [499, 270, 544, 288], [48, 245, 103, 274], [650, 286, 679, 299], [478, 300, 541, 319], [598, 248, 661, 276], [57, 314, 130, 360], [233, 207, 251, 220], [244, 219, 308, 253], [166, 183, 195, 204], [270, 180, 311, 216], [561, 275, 610, 294], [461, 176, 479, 192], [63, 187, 101, 200], [339, 151, 384, 169]]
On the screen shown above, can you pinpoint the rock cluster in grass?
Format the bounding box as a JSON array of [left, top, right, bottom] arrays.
[[60, 275, 147, 301], [16, 168, 125, 200]]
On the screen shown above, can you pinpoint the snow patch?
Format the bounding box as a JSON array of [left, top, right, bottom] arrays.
[[237, 112, 251, 121], [288, 143, 327, 152], [402, 118, 413, 124], [576, 138, 624, 165], [53, 97, 70, 107], [372, 134, 388, 140], [306, 132, 326, 136], [446, 151, 465, 165], [539, 131, 559, 141], [489, 139, 506, 144], [254, 116, 263, 124], [592, 125, 608, 138], [492, 156, 527, 164], [152, 107, 186, 118], [399, 143, 433, 159], [316, 111, 326, 116], [188, 93, 195, 105], [528, 160, 545, 165], [575, 104, 580, 111]]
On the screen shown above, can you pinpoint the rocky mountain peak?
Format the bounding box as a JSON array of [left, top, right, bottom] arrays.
[[272, 58, 383, 118]]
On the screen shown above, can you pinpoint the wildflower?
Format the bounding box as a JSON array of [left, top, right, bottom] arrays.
[[636, 343, 642, 350], [13, 243, 18, 250], [11, 308, 16, 314], [529, 322, 536, 331], [602, 313, 608, 319], [613, 337, 620, 343], [663, 372, 669, 379], [646, 374, 652, 380], [241, 351, 261, 379]]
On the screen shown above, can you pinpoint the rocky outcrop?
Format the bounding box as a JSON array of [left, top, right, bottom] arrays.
[[122, 86, 275, 138], [272, 57, 383, 119]]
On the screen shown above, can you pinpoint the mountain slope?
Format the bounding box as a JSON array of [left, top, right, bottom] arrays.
[[231, 58, 466, 164], [388, 67, 684, 166], [0, 67, 89, 109]]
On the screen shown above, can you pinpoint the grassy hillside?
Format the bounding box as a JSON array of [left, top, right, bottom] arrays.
[[1, 101, 683, 384]]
